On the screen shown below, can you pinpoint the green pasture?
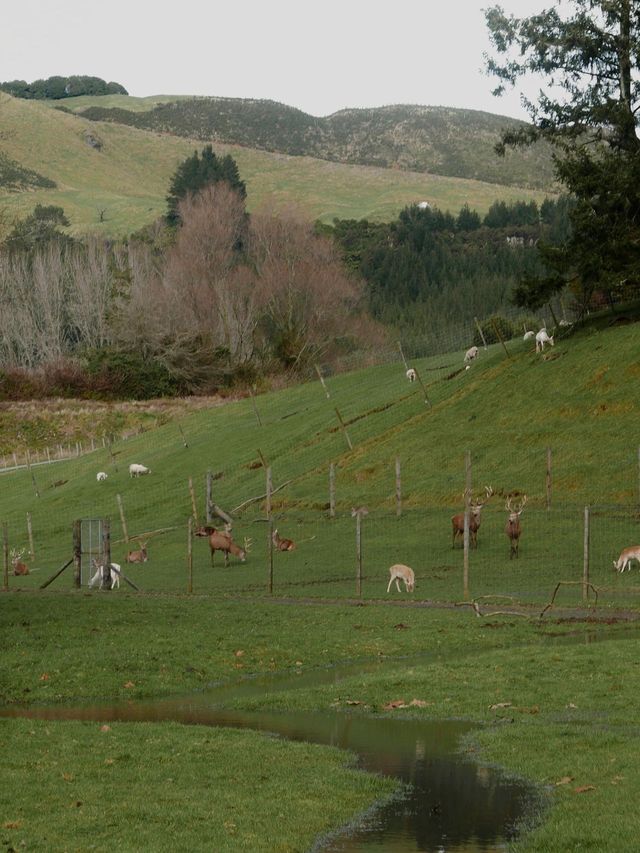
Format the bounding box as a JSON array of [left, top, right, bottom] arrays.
[[2, 320, 639, 609], [0, 94, 553, 236]]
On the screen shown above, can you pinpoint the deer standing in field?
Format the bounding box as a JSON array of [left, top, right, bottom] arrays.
[[451, 486, 493, 549], [505, 494, 527, 559], [613, 545, 640, 573], [387, 564, 415, 593], [195, 525, 250, 567], [272, 529, 296, 551]]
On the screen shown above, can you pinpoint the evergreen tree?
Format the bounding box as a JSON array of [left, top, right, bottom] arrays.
[[165, 145, 246, 225]]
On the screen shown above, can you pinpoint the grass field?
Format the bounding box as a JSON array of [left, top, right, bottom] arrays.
[[0, 93, 554, 236], [2, 314, 640, 850]]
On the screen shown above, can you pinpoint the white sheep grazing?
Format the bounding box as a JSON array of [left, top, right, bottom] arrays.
[[96, 471, 108, 482], [464, 346, 479, 363], [387, 563, 415, 593], [535, 329, 554, 352], [406, 367, 417, 382], [89, 559, 121, 590], [523, 330, 535, 341], [129, 463, 151, 478]]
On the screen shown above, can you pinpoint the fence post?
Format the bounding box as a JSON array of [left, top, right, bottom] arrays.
[[189, 477, 198, 524], [474, 317, 488, 350], [356, 512, 363, 597], [187, 518, 193, 594], [3, 522, 8, 591], [206, 470, 213, 524], [397, 341, 409, 370], [116, 495, 129, 543], [249, 386, 262, 426], [73, 519, 82, 588], [583, 506, 590, 603], [490, 317, 511, 359], [395, 457, 402, 517], [314, 364, 331, 399], [268, 517, 274, 594], [637, 446, 640, 507], [329, 463, 336, 518], [25, 450, 40, 499], [266, 466, 273, 518], [463, 450, 472, 600], [101, 518, 112, 590], [26, 512, 35, 559], [546, 447, 552, 512], [334, 407, 353, 450]]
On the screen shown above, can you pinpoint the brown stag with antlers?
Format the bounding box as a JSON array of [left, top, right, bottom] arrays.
[[505, 495, 527, 559], [451, 486, 493, 549]]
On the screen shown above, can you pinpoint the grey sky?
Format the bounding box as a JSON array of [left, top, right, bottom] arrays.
[[3, 0, 548, 119]]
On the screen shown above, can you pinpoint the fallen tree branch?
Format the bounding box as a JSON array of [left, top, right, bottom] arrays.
[[540, 580, 599, 618], [231, 480, 293, 515]]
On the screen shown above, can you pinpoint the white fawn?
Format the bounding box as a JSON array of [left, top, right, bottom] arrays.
[[613, 545, 640, 573], [387, 564, 415, 593]]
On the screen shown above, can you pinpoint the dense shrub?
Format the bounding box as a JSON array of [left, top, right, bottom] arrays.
[[473, 314, 516, 347]]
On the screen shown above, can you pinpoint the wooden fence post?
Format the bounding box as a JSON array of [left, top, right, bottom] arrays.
[[583, 506, 590, 603], [187, 518, 193, 594], [101, 518, 112, 590], [268, 517, 274, 594], [474, 317, 488, 350], [329, 463, 336, 518], [395, 457, 402, 517], [491, 317, 511, 359], [356, 512, 363, 597], [73, 519, 82, 588], [189, 477, 198, 524], [206, 471, 213, 524], [25, 450, 40, 499], [3, 522, 8, 592], [463, 450, 472, 601], [397, 341, 409, 370], [314, 364, 331, 399], [334, 407, 353, 450], [26, 512, 35, 559], [546, 447, 552, 512], [116, 495, 129, 543], [249, 386, 263, 426]]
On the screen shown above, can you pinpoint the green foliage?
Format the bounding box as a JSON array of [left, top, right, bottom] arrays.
[[3, 204, 72, 252], [165, 144, 246, 225], [486, 1, 640, 310], [83, 347, 179, 399], [0, 152, 56, 191], [472, 313, 515, 346], [0, 75, 127, 99], [76, 98, 556, 189]]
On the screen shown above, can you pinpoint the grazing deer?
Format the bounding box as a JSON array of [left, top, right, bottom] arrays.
[[10, 548, 29, 576], [194, 525, 249, 567], [613, 545, 640, 573], [272, 529, 295, 551], [505, 494, 527, 559], [89, 558, 121, 590], [126, 541, 148, 564], [387, 564, 415, 593], [451, 486, 493, 549]]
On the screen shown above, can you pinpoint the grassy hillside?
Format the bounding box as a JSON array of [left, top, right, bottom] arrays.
[[64, 95, 556, 190], [1, 313, 638, 607], [0, 94, 554, 237]]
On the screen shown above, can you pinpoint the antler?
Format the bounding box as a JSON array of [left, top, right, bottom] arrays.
[[506, 494, 527, 514], [243, 536, 253, 553]]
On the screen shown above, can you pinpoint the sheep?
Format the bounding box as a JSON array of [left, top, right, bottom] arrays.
[[96, 471, 108, 482], [535, 329, 554, 352], [387, 564, 415, 593], [89, 558, 121, 590], [464, 346, 479, 363], [126, 541, 148, 564], [406, 367, 417, 382], [129, 463, 151, 478], [272, 529, 295, 551], [523, 330, 535, 341], [613, 545, 640, 573], [194, 526, 248, 567]]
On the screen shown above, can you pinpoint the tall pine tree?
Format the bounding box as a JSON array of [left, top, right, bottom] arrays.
[[166, 145, 246, 225]]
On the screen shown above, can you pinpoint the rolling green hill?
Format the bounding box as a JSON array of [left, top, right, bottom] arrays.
[[0, 94, 554, 237], [65, 95, 556, 190]]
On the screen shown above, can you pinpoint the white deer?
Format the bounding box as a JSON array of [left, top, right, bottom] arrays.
[[613, 545, 640, 573], [535, 328, 554, 352], [386, 564, 415, 593]]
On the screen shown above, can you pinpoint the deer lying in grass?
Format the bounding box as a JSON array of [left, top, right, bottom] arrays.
[[505, 494, 527, 559], [195, 525, 250, 567], [451, 486, 493, 549], [10, 548, 29, 576], [272, 529, 295, 551], [126, 541, 148, 563], [387, 564, 415, 593], [613, 545, 640, 573]]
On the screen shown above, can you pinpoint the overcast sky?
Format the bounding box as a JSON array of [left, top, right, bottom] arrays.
[[3, 0, 549, 119]]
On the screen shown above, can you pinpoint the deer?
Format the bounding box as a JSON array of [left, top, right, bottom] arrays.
[[10, 548, 29, 576], [613, 545, 640, 573], [387, 564, 415, 593], [451, 486, 493, 549], [89, 558, 121, 590], [505, 494, 527, 559], [194, 525, 250, 567], [126, 541, 149, 564], [272, 529, 295, 551]]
